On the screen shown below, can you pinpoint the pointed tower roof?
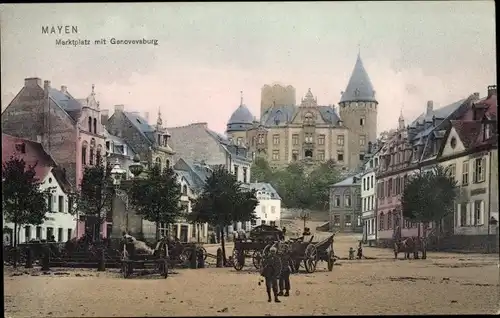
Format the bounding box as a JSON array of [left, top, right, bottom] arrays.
[[340, 54, 377, 104]]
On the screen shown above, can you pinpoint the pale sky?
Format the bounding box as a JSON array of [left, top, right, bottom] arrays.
[[0, 2, 496, 135]]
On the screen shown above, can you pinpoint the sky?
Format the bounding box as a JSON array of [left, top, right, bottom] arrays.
[[0, 2, 496, 135]]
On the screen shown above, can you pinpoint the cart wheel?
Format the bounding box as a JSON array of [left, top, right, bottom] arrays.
[[252, 250, 262, 269], [122, 262, 130, 278], [327, 250, 334, 271], [180, 248, 191, 264], [232, 249, 245, 271], [304, 244, 318, 273]]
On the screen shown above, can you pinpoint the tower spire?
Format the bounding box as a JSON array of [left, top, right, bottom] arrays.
[[240, 91, 243, 106], [157, 106, 163, 127], [358, 42, 361, 57]]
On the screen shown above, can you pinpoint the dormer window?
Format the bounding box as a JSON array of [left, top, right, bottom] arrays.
[[106, 141, 111, 151], [484, 123, 491, 141]]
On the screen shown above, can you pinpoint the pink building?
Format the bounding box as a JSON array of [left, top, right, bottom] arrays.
[[1, 77, 108, 239], [375, 94, 479, 245]]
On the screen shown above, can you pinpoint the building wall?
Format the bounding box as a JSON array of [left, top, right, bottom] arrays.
[[1, 81, 78, 186], [3, 171, 76, 243], [361, 169, 377, 241], [339, 101, 378, 170], [261, 84, 296, 116], [329, 185, 362, 232], [255, 198, 281, 226]]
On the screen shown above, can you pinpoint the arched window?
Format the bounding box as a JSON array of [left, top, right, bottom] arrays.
[[387, 211, 393, 230], [182, 185, 188, 195], [88, 117, 92, 132], [166, 159, 170, 169], [89, 148, 94, 165], [379, 212, 384, 230], [96, 144, 102, 163], [155, 157, 162, 171], [81, 141, 88, 165], [93, 118, 97, 134]]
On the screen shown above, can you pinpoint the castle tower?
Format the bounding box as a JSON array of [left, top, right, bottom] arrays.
[[338, 53, 378, 170], [260, 83, 296, 117], [226, 91, 254, 146]]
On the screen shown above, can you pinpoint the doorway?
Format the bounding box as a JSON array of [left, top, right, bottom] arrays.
[[180, 225, 189, 243]]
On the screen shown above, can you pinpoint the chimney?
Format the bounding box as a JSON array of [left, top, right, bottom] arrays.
[[114, 105, 124, 113], [25, 77, 42, 88], [144, 112, 150, 123], [130, 111, 140, 116], [101, 109, 109, 126], [487, 85, 497, 98], [60, 85, 67, 94], [426, 100, 433, 115], [44, 80, 51, 90]]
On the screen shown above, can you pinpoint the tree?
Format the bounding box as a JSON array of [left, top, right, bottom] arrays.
[[189, 166, 258, 263], [250, 157, 274, 183], [307, 159, 342, 211], [129, 164, 183, 241], [401, 165, 457, 255], [2, 157, 50, 248], [75, 155, 114, 241]]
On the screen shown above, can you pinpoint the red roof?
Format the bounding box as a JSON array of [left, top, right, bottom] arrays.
[[450, 120, 497, 150], [2, 134, 55, 183]]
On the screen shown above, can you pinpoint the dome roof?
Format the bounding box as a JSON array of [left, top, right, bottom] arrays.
[[228, 104, 254, 125]]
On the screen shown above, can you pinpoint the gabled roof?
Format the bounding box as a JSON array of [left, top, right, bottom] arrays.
[[340, 54, 377, 103], [122, 111, 156, 144], [2, 134, 72, 192], [331, 172, 363, 187], [450, 120, 483, 149], [248, 182, 281, 200], [260, 104, 341, 127]]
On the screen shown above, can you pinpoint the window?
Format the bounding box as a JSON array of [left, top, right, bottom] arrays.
[[362, 198, 366, 212], [359, 154, 365, 161], [446, 164, 456, 181], [387, 212, 392, 230], [337, 135, 345, 146], [88, 117, 92, 132], [36, 226, 42, 239], [81, 145, 87, 165], [48, 195, 53, 212], [15, 143, 26, 154], [258, 134, 265, 144], [58, 228, 64, 242], [462, 161, 469, 185], [379, 213, 384, 230], [395, 177, 400, 195], [155, 157, 162, 171], [261, 220, 266, 225], [68, 196, 74, 214], [337, 152, 344, 162], [89, 148, 94, 165], [292, 134, 299, 145], [24, 226, 31, 242], [252, 136, 256, 146], [271, 206, 276, 214], [234, 165, 239, 177], [67, 229, 72, 240], [270, 221, 276, 227], [305, 134, 313, 143], [473, 157, 486, 183], [251, 219, 257, 226], [473, 200, 484, 225], [317, 150, 325, 161], [345, 215, 352, 227], [318, 135, 325, 145], [93, 118, 97, 134], [457, 203, 467, 227], [333, 215, 340, 226], [305, 149, 313, 158], [360, 117, 365, 126], [292, 150, 299, 161], [403, 175, 408, 189], [243, 167, 248, 183], [182, 185, 188, 195], [363, 178, 366, 191], [237, 137, 243, 146], [47, 227, 54, 240], [344, 194, 351, 207], [388, 178, 393, 196], [334, 195, 341, 207], [272, 150, 280, 161], [58, 196, 64, 212], [273, 134, 280, 145], [370, 176, 374, 189], [359, 135, 366, 147]]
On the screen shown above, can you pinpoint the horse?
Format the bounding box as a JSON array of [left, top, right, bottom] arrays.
[[393, 237, 416, 260]]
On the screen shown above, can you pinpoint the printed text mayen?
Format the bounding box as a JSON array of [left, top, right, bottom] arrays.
[[42, 25, 79, 35]]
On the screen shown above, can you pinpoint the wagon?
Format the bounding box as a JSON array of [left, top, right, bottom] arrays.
[[121, 239, 169, 279], [305, 234, 337, 273]]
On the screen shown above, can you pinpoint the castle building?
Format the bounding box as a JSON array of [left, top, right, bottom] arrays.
[[226, 53, 378, 171]]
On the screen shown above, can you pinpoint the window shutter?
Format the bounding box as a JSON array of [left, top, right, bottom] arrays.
[[481, 157, 487, 182], [479, 201, 485, 225], [472, 160, 477, 183], [466, 202, 472, 226], [456, 203, 461, 227]]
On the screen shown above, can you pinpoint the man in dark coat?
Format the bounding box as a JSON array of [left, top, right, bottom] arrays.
[[260, 247, 281, 303], [278, 247, 291, 297]]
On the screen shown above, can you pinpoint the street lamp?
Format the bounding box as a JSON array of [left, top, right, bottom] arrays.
[[110, 159, 126, 187]]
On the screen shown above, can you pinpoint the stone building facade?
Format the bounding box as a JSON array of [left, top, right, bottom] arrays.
[[1, 77, 109, 238], [226, 53, 378, 171], [105, 105, 175, 171], [329, 173, 362, 233]]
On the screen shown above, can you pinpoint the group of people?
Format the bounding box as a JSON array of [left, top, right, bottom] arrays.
[[260, 242, 293, 303]]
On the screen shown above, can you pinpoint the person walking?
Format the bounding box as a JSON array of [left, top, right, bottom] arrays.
[[260, 247, 281, 303], [278, 247, 291, 297]]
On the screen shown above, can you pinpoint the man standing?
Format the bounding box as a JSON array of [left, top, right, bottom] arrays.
[[278, 247, 291, 297], [260, 247, 281, 303]]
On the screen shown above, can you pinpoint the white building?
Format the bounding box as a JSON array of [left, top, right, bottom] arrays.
[[248, 183, 282, 229], [2, 134, 76, 245], [360, 144, 380, 245]]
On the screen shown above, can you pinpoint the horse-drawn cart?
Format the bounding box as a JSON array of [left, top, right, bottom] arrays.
[[232, 239, 271, 271], [121, 239, 169, 279], [286, 234, 336, 273]]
